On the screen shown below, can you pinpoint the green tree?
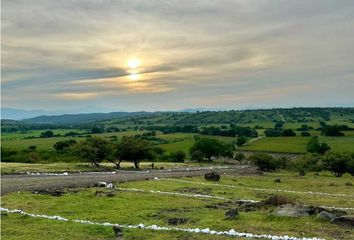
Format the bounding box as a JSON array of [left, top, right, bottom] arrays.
[[40, 130, 54, 138], [236, 136, 247, 146], [307, 137, 330, 155], [53, 139, 77, 151], [249, 153, 281, 171], [189, 138, 233, 162], [323, 152, 350, 177], [113, 136, 151, 169], [282, 129, 296, 137], [169, 150, 186, 162], [75, 137, 110, 166]]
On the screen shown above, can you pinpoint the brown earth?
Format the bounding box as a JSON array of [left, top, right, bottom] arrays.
[[1, 166, 258, 195]]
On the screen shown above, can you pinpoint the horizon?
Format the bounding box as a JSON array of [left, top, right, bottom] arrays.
[[2, 0, 354, 112]]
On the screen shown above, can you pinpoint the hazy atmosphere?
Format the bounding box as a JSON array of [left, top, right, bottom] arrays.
[[2, 0, 354, 112]]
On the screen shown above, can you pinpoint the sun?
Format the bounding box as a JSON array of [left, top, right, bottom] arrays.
[[127, 59, 140, 69]]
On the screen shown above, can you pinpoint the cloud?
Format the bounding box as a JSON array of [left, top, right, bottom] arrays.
[[2, 0, 354, 111]]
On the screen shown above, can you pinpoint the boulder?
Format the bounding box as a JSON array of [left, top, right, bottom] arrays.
[[332, 216, 354, 227], [113, 226, 123, 239], [316, 211, 335, 221], [225, 209, 239, 219], [272, 204, 314, 217], [204, 172, 220, 181]]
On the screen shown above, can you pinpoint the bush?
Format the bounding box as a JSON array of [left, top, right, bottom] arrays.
[[236, 136, 247, 146], [249, 153, 281, 171], [264, 128, 282, 137], [293, 154, 323, 175], [282, 129, 296, 137], [301, 131, 311, 136], [168, 150, 186, 162], [234, 152, 245, 161], [323, 152, 351, 177], [307, 137, 330, 155], [40, 130, 54, 138]]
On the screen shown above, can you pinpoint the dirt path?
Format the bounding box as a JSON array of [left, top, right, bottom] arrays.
[[1, 166, 258, 195]]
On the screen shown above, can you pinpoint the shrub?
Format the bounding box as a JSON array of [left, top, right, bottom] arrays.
[[293, 154, 323, 175], [249, 153, 281, 171], [234, 152, 245, 161], [282, 129, 296, 137], [40, 130, 54, 138], [168, 150, 186, 162], [301, 131, 311, 136], [307, 137, 330, 155], [236, 136, 247, 146], [323, 152, 350, 177]]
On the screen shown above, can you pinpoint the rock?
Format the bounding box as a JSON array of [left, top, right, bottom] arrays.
[[345, 182, 353, 186], [225, 209, 239, 219], [166, 217, 188, 225], [204, 172, 220, 181], [33, 189, 64, 197], [317, 211, 335, 221], [106, 191, 115, 197], [263, 195, 293, 206], [106, 183, 115, 188], [332, 216, 354, 227], [274, 178, 281, 183], [113, 226, 123, 239], [97, 182, 107, 187], [272, 204, 314, 217]]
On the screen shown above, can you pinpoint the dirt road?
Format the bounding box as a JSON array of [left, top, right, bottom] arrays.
[[1, 166, 258, 195]]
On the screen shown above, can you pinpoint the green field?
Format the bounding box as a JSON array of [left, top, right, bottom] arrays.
[[1, 172, 353, 239], [240, 136, 354, 153]]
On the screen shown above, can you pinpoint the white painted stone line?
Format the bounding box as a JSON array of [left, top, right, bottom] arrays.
[[25, 172, 69, 176], [163, 178, 354, 198], [0, 207, 324, 240], [116, 187, 258, 202], [117, 186, 354, 211]]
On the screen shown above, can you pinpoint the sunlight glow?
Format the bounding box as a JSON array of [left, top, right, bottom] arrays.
[[127, 59, 140, 69], [129, 73, 140, 81]]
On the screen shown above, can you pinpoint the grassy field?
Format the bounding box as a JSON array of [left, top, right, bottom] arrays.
[[1, 131, 145, 150], [1, 129, 87, 140], [240, 136, 354, 153], [1, 172, 353, 239]]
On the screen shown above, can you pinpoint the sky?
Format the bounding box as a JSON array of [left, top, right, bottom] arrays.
[[2, 0, 354, 112]]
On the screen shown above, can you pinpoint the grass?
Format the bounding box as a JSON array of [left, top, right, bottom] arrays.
[[240, 136, 354, 153], [1, 172, 353, 239], [1, 131, 145, 151]]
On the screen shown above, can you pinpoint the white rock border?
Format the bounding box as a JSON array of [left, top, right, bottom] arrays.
[[117, 186, 354, 211], [163, 179, 354, 198], [0, 207, 324, 240]]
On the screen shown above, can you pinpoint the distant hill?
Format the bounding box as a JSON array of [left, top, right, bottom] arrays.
[[23, 111, 152, 124], [1, 108, 53, 120]]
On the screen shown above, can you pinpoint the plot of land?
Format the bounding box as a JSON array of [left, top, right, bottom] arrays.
[[1, 172, 353, 239]]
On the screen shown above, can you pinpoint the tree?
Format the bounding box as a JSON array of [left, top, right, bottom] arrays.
[[282, 129, 296, 137], [189, 138, 233, 162], [169, 150, 186, 162], [91, 126, 105, 134], [236, 136, 247, 146], [293, 154, 322, 176], [249, 153, 281, 171], [53, 139, 77, 151], [75, 137, 110, 166], [321, 125, 345, 136], [40, 130, 54, 138], [307, 137, 330, 155], [301, 131, 311, 137], [113, 136, 150, 169], [264, 128, 282, 137], [323, 152, 350, 177]]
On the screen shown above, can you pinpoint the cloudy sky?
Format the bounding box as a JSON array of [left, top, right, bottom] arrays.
[[2, 0, 354, 112]]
